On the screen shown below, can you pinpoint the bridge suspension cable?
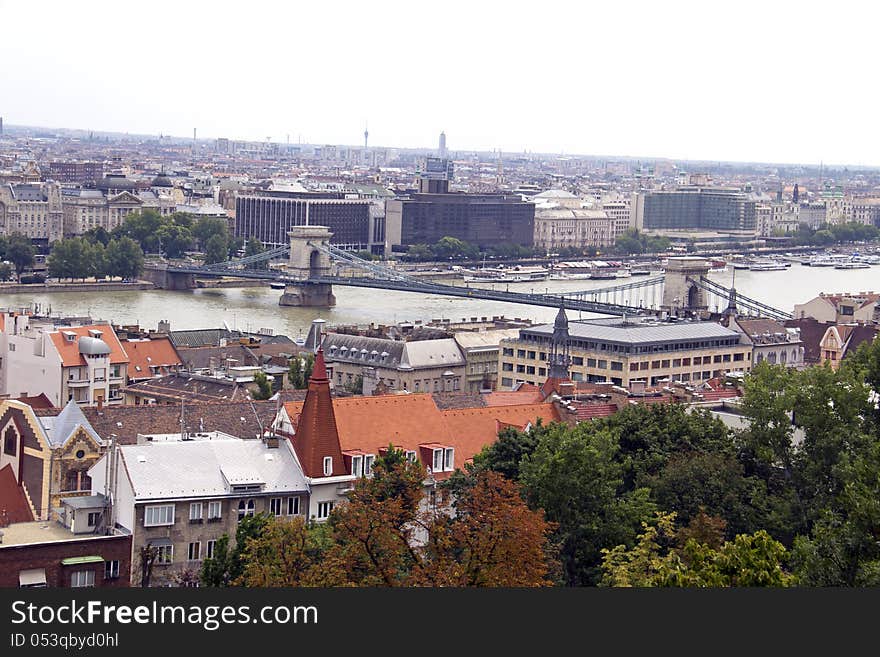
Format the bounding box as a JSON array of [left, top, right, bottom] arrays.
[[690, 276, 792, 320]]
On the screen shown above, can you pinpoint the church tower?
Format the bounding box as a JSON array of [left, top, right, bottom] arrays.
[[547, 305, 571, 380]]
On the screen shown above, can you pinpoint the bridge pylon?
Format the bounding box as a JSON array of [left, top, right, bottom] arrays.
[[661, 257, 710, 315], [278, 226, 336, 307]]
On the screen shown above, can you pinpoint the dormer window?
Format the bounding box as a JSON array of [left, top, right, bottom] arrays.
[[323, 456, 333, 477], [444, 448, 454, 471], [364, 454, 375, 477], [351, 455, 362, 477], [405, 450, 417, 463], [432, 449, 443, 472]]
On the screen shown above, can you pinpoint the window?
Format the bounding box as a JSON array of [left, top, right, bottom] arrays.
[[444, 448, 454, 471], [237, 499, 255, 521], [3, 427, 16, 456], [188, 541, 201, 561], [516, 349, 526, 358], [104, 560, 120, 580], [571, 356, 584, 366], [661, 360, 670, 368], [155, 545, 173, 565], [71, 570, 95, 588], [587, 358, 597, 367], [189, 502, 203, 521], [516, 364, 525, 373], [610, 361, 623, 371], [270, 498, 283, 516], [144, 504, 175, 527], [433, 449, 444, 472], [597, 360, 607, 369], [526, 366, 535, 375], [651, 360, 661, 369], [501, 377, 513, 387], [713, 355, 722, 363], [364, 454, 375, 477], [527, 351, 536, 360], [405, 450, 417, 463], [316, 501, 334, 520], [287, 497, 300, 515], [673, 359, 682, 367], [351, 455, 363, 477], [87, 511, 100, 527], [323, 456, 333, 477], [502, 362, 513, 372], [733, 353, 744, 362], [206, 540, 217, 559], [208, 501, 221, 521], [502, 348, 514, 357]]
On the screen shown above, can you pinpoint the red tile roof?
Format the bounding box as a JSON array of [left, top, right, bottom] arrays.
[[0, 464, 34, 525], [13, 393, 54, 410], [484, 390, 545, 406], [287, 349, 347, 478], [572, 403, 618, 421], [48, 325, 129, 367], [121, 338, 182, 379]]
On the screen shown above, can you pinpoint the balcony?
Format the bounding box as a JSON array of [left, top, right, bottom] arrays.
[[67, 378, 89, 387]]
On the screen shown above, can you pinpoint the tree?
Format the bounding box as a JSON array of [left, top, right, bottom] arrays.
[[193, 216, 230, 251], [251, 371, 273, 400], [0, 262, 12, 282], [199, 513, 271, 586], [601, 512, 794, 587], [519, 422, 656, 586], [430, 236, 478, 260], [244, 237, 267, 269], [342, 374, 363, 395], [115, 210, 163, 253], [138, 543, 158, 588], [6, 233, 35, 279], [205, 233, 229, 265], [48, 237, 92, 280], [105, 237, 144, 280], [288, 356, 304, 389], [470, 422, 546, 481], [303, 352, 315, 382], [406, 244, 432, 261], [156, 223, 193, 258], [83, 226, 111, 246]]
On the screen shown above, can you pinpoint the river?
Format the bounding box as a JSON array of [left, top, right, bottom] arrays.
[[0, 264, 877, 338]]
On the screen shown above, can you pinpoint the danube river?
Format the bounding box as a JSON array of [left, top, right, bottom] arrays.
[[0, 264, 877, 338]]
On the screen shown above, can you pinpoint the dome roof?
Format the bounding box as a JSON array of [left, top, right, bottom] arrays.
[[95, 175, 137, 191], [78, 336, 111, 356], [151, 174, 173, 187]]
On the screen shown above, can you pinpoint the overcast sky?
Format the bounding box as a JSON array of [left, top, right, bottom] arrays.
[[2, 0, 877, 166]]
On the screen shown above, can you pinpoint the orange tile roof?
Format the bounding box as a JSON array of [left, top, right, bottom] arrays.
[[484, 390, 545, 406], [48, 325, 129, 367], [283, 395, 561, 474], [122, 338, 182, 378]]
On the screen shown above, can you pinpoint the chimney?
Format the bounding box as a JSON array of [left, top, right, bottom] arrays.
[[96, 397, 103, 411]]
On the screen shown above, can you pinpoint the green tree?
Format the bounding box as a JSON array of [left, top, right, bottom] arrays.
[[431, 236, 478, 260], [244, 237, 267, 269], [199, 512, 271, 586], [288, 356, 304, 389], [303, 352, 315, 382], [48, 237, 92, 280], [470, 422, 546, 481], [519, 422, 656, 586], [193, 216, 230, 251], [0, 262, 12, 282], [156, 223, 193, 258], [406, 243, 432, 261], [251, 371, 273, 400], [104, 237, 144, 280], [205, 233, 229, 265], [115, 209, 164, 253], [342, 374, 363, 395], [601, 512, 794, 587], [6, 233, 35, 279], [82, 226, 111, 246]]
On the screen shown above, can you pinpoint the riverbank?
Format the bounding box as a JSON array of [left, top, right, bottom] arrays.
[[0, 281, 155, 294]]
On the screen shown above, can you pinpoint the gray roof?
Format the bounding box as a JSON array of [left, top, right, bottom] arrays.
[[116, 439, 308, 500], [10, 184, 46, 201], [38, 398, 104, 447], [62, 494, 107, 509], [522, 318, 740, 346], [401, 338, 465, 369], [78, 336, 111, 355], [322, 333, 405, 367]]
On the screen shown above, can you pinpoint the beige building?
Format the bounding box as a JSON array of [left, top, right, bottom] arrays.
[[499, 315, 749, 390], [724, 317, 805, 369], [534, 207, 613, 252], [793, 292, 880, 324], [322, 333, 466, 394], [602, 197, 634, 240], [60, 189, 176, 237], [0, 182, 64, 242], [453, 328, 522, 392]]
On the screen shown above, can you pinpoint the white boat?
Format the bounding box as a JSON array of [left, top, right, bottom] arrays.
[[806, 257, 836, 267], [269, 281, 287, 289], [834, 261, 871, 269], [749, 260, 788, 271]]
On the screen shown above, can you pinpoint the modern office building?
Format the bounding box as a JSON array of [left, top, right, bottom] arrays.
[[498, 314, 749, 389], [234, 190, 383, 253], [637, 187, 756, 232]]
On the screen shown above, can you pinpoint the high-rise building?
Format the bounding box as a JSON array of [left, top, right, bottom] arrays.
[[639, 187, 756, 232], [439, 131, 447, 158], [234, 190, 383, 253]]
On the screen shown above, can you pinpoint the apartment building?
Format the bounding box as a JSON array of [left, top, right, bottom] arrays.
[[88, 432, 310, 586], [1, 315, 129, 406], [498, 315, 748, 389]]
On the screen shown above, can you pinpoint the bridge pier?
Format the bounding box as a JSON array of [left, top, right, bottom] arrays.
[[141, 264, 196, 290], [662, 257, 710, 315], [279, 282, 336, 307]]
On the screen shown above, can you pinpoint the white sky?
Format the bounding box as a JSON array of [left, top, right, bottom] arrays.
[[1, 0, 878, 166]]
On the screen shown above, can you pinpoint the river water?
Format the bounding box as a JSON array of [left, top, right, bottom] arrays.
[[1, 265, 877, 338]]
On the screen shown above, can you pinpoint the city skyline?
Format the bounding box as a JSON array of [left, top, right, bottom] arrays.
[[2, 0, 879, 167]]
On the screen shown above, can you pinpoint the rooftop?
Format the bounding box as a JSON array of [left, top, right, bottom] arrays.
[[522, 317, 740, 346], [0, 520, 85, 547]]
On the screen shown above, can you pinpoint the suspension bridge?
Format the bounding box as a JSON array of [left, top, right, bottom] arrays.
[[142, 226, 791, 321]]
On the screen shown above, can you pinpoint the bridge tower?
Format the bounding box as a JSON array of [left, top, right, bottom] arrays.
[[661, 257, 710, 315], [278, 226, 337, 307]]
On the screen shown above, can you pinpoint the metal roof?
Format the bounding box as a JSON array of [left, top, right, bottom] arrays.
[[524, 318, 740, 346]]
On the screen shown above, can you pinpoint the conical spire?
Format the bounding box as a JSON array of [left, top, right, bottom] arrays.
[[290, 348, 345, 479]]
